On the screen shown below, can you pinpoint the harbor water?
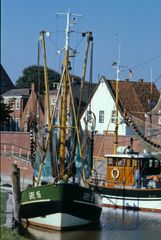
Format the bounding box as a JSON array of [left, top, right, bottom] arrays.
[[19, 208, 161, 240]]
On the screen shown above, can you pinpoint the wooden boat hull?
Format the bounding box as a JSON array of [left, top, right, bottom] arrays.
[[92, 186, 161, 213], [19, 183, 102, 230]]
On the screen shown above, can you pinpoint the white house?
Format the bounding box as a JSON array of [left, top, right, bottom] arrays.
[[81, 76, 128, 135], [81, 76, 160, 137]]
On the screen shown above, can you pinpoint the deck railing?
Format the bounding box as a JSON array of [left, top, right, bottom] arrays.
[[1, 143, 31, 162]]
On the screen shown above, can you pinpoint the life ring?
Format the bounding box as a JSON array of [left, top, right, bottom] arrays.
[[111, 168, 120, 179]]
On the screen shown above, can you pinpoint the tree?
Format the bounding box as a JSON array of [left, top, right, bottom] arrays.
[[16, 65, 60, 92], [0, 96, 13, 130]]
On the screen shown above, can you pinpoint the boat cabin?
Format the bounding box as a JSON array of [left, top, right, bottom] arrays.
[[104, 153, 161, 189]]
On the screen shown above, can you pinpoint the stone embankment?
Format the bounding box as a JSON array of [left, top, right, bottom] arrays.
[[1, 155, 33, 188]]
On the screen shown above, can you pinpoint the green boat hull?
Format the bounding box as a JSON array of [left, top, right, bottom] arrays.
[[19, 183, 102, 230]]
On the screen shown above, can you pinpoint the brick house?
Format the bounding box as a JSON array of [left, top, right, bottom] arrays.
[[2, 88, 30, 131], [22, 83, 45, 131], [1, 83, 59, 132]]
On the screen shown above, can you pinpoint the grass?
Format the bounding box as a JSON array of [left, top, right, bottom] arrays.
[[0, 227, 27, 240], [0, 191, 26, 240], [1, 191, 8, 225]]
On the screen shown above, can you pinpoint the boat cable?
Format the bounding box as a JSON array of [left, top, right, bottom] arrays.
[[125, 113, 161, 149], [68, 32, 93, 184], [36, 68, 65, 185]]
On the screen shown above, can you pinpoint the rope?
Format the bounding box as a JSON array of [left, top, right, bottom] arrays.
[[125, 114, 161, 149]]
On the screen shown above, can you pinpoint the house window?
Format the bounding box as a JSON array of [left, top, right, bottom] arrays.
[[99, 110, 104, 123], [24, 122, 28, 132], [15, 99, 20, 110], [50, 97, 55, 105], [8, 98, 15, 110], [87, 110, 93, 123], [111, 110, 116, 123], [4, 98, 8, 104], [15, 118, 20, 131], [158, 110, 161, 125]]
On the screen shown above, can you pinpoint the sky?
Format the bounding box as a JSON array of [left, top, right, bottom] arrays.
[[1, 0, 161, 90]]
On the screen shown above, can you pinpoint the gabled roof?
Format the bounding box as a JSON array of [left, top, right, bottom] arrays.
[[0, 64, 15, 94], [72, 81, 97, 115], [103, 77, 160, 120], [2, 88, 30, 97]]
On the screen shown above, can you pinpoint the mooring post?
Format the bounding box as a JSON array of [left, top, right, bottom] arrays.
[[11, 164, 21, 227]]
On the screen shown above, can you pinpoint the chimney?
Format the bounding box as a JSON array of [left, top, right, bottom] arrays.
[[139, 78, 144, 82], [31, 83, 38, 92], [125, 79, 129, 82]]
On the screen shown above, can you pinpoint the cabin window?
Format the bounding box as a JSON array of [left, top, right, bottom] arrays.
[[107, 158, 113, 166], [108, 158, 117, 166], [135, 160, 139, 167], [149, 160, 153, 168], [118, 160, 122, 166], [154, 160, 159, 168], [109, 158, 113, 166], [122, 158, 127, 167], [158, 110, 161, 125], [127, 159, 132, 167], [99, 110, 104, 123]]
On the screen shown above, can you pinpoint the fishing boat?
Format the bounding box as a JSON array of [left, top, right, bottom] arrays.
[[89, 54, 161, 213], [90, 149, 161, 213], [19, 11, 102, 231]]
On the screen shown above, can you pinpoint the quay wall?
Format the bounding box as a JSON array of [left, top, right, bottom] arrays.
[[1, 132, 32, 187], [1, 131, 30, 148], [1, 131, 158, 186]]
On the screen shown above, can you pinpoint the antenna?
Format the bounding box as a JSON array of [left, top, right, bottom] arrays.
[[150, 67, 153, 92], [116, 43, 121, 81], [55, 10, 82, 52], [114, 43, 121, 154]]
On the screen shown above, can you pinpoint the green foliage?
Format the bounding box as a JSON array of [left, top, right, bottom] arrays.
[[16, 65, 60, 93], [1, 228, 27, 240], [1, 191, 8, 225], [0, 96, 13, 128], [0, 192, 41, 239]]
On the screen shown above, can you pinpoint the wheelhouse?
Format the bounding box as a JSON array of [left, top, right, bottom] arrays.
[[104, 153, 161, 189]]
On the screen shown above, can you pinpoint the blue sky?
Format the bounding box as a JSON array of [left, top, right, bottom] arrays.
[[1, 0, 161, 89]]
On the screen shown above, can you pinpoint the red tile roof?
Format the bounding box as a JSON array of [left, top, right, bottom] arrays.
[[105, 78, 160, 120]]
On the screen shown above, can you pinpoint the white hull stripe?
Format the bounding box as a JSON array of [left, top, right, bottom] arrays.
[[102, 195, 161, 212], [22, 199, 101, 207], [21, 199, 51, 205], [102, 194, 161, 201]]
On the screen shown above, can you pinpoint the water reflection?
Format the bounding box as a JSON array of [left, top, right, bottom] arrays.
[[19, 208, 161, 240]]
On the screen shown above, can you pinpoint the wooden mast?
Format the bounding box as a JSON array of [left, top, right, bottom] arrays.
[[36, 31, 55, 185], [58, 11, 72, 179], [41, 31, 51, 125]]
